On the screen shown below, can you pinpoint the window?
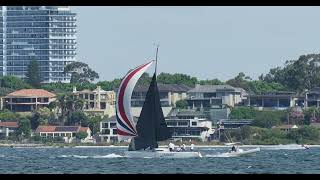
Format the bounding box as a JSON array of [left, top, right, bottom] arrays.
[[102, 129, 110, 135], [54, 133, 59, 137], [112, 129, 117, 135], [110, 123, 116, 128], [90, 94, 94, 100], [178, 121, 188, 126], [167, 122, 177, 126], [100, 102, 106, 109], [192, 122, 197, 126], [102, 123, 108, 128]]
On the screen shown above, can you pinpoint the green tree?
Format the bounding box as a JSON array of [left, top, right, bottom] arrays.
[[16, 118, 31, 138], [75, 131, 88, 140], [252, 111, 284, 128], [229, 107, 256, 119], [199, 79, 224, 85], [54, 93, 84, 124], [0, 76, 32, 90], [248, 80, 287, 94], [87, 115, 104, 135], [41, 82, 74, 94], [67, 111, 89, 126], [157, 73, 198, 87], [64, 62, 99, 84], [0, 110, 21, 121], [175, 99, 188, 109], [29, 108, 51, 130], [96, 78, 121, 91], [262, 54, 320, 92], [226, 72, 251, 91], [25, 60, 41, 87]]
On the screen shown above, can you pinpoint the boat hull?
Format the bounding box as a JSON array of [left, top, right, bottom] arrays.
[[124, 150, 202, 158], [215, 148, 260, 157]]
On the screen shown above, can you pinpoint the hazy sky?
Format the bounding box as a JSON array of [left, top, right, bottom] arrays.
[[73, 6, 320, 82]]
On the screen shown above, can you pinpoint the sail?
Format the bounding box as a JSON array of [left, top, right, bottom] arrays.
[[116, 61, 154, 140], [133, 73, 172, 150]]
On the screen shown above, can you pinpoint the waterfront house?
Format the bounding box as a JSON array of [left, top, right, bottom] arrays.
[[243, 91, 303, 110], [306, 87, 320, 108], [0, 121, 18, 138], [186, 84, 247, 109], [165, 109, 214, 142], [99, 116, 119, 143], [35, 125, 93, 143], [73, 86, 116, 117], [131, 83, 191, 107], [3, 89, 56, 112], [217, 119, 253, 130]]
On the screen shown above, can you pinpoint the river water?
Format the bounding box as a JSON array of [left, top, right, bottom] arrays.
[[0, 146, 319, 174]]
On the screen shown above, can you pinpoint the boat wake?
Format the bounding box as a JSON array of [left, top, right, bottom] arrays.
[[205, 154, 234, 158], [57, 153, 124, 159], [260, 144, 307, 150]]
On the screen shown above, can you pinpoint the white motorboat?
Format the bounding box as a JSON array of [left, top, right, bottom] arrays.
[[125, 148, 202, 158], [214, 147, 260, 157]]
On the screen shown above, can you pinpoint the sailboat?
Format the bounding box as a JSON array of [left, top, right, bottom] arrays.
[[116, 49, 202, 158]]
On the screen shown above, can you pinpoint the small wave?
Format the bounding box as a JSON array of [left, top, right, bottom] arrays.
[[58, 153, 123, 159], [0, 155, 5, 158], [205, 153, 237, 158], [92, 153, 123, 158]]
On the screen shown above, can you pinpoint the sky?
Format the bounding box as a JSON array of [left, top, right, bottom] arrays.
[[72, 6, 320, 82]]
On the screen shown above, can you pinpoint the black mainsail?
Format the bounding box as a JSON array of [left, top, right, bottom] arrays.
[[129, 73, 172, 151]]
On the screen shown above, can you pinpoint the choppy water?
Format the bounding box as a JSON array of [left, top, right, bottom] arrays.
[[0, 146, 319, 174]]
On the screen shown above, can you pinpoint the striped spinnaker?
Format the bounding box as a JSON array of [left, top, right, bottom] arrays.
[[116, 61, 154, 140]]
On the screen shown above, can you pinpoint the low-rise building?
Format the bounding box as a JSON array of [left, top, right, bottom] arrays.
[[131, 84, 191, 107], [0, 121, 18, 138], [217, 119, 253, 130], [166, 109, 214, 142], [306, 87, 320, 108], [244, 91, 302, 110], [186, 84, 247, 109], [3, 89, 56, 112], [35, 125, 92, 143], [73, 86, 116, 117], [99, 118, 118, 143]]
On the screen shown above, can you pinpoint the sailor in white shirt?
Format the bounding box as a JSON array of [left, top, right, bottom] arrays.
[[182, 144, 186, 151], [169, 142, 175, 152], [190, 143, 195, 151]]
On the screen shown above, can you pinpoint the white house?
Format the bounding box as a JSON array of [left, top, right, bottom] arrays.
[[35, 125, 93, 143]]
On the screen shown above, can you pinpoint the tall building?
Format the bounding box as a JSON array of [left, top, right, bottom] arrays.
[[0, 6, 76, 83]]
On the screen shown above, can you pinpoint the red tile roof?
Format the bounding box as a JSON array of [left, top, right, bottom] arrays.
[[0, 121, 19, 128], [35, 125, 91, 133], [6, 89, 56, 98], [80, 127, 89, 132], [35, 125, 56, 133]]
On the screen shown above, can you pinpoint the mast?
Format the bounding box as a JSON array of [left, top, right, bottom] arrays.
[[155, 44, 159, 77]]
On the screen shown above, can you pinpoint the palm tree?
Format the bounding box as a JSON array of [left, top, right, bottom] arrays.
[[55, 93, 85, 125]]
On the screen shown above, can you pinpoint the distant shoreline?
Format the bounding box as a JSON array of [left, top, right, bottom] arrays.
[[1, 143, 320, 148]]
